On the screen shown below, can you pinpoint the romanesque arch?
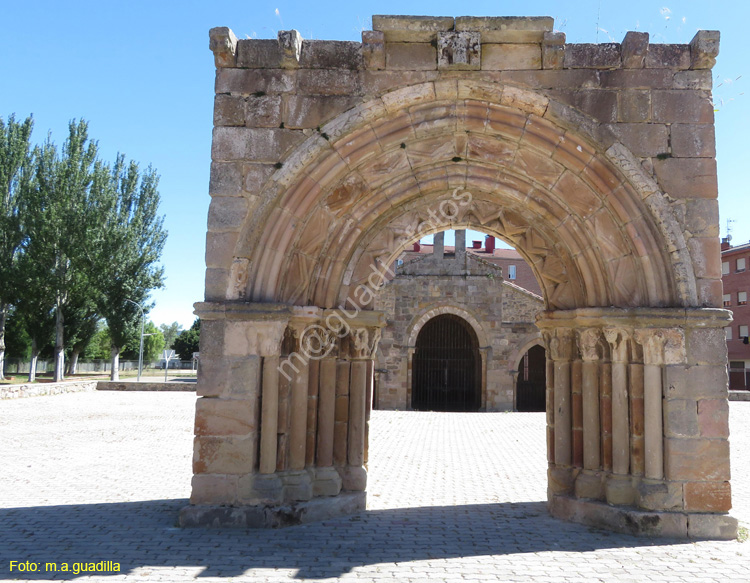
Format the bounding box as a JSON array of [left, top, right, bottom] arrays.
[[184, 16, 735, 539]]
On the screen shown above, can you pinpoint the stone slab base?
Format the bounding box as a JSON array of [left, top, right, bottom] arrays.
[[549, 494, 738, 540], [179, 491, 366, 528], [97, 381, 196, 392], [729, 390, 750, 401]]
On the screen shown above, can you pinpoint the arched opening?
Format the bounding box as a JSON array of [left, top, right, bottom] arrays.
[[412, 314, 480, 412], [516, 345, 546, 412], [188, 38, 732, 536]]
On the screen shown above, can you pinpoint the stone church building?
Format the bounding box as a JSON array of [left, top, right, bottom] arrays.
[[374, 229, 545, 411]]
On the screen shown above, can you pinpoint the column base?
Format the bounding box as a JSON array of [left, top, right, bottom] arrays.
[[548, 494, 738, 540], [179, 491, 366, 528]]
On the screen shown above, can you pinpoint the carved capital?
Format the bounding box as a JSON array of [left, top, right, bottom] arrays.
[[348, 327, 382, 360], [634, 328, 668, 366], [604, 327, 631, 363], [577, 328, 602, 362], [548, 328, 575, 361]]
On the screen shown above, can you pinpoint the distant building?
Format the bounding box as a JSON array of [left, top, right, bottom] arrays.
[[721, 238, 750, 390], [374, 231, 545, 412]]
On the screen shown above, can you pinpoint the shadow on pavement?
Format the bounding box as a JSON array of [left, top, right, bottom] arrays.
[[0, 498, 684, 580]]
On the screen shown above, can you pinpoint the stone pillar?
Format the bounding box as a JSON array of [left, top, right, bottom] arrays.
[[455, 229, 466, 262], [575, 328, 603, 500], [433, 231, 444, 256], [539, 308, 736, 539], [634, 329, 667, 481], [550, 329, 574, 467], [339, 320, 383, 491], [546, 327, 575, 497]]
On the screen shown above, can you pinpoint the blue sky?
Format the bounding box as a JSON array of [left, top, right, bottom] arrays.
[[2, 1, 747, 328]]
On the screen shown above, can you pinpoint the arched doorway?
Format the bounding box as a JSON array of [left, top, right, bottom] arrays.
[[185, 21, 734, 539], [412, 314, 480, 412], [516, 345, 546, 412]]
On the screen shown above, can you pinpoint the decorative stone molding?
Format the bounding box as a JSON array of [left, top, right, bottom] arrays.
[[603, 327, 630, 363], [577, 328, 602, 362], [437, 31, 481, 70]]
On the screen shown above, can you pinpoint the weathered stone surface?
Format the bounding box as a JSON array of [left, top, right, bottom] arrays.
[[235, 39, 282, 69], [437, 31, 480, 70], [542, 32, 565, 70], [205, 231, 239, 268], [297, 68, 361, 95], [278, 29, 303, 67], [687, 513, 737, 540], [637, 479, 684, 511], [652, 90, 714, 123], [482, 44, 541, 70], [697, 399, 729, 438], [209, 162, 242, 196], [664, 398, 699, 438], [564, 44, 621, 69], [665, 438, 730, 481], [214, 95, 246, 127], [455, 16, 553, 43], [670, 124, 716, 158], [300, 40, 363, 69], [193, 436, 256, 474], [212, 127, 304, 162], [617, 90, 651, 122], [207, 196, 249, 232], [653, 158, 718, 199], [684, 480, 731, 512], [189, 474, 237, 505], [215, 68, 295, 95], [195, 397, 257, 436], [372, 15, 454, 42], [362, 30, 385, 70], [621, 31, 649, 68], [283, 95, 359, 129], [385, 42, 436, 70], [689, 31, 720, 70], [209, 27, 238, 68], [673, 70, 713, 90], [604, 123, 667, 157], [646, 44, 691, 69], [245, 94, 282, 128]]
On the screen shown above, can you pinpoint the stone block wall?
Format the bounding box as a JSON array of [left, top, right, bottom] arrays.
[[374, 231, 543, 410]]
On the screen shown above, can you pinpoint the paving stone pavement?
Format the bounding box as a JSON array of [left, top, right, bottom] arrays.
[[0, 392, 748, 582]]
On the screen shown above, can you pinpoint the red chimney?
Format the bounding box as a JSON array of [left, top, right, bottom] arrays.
[[413, 242, 421, 252], [721, 238, 731, 251], [472, 240, 482, 249], [485, 235, 496, 253]]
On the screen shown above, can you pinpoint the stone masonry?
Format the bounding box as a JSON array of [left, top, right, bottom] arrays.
[[374, 229, 543, 410], [187, 15, 734, 538]]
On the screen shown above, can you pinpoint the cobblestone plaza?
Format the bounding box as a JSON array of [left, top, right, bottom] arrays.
[[0, 391, 747, 581]]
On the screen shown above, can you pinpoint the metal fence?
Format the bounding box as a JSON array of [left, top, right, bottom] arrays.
[[2, 358, 197, 376]]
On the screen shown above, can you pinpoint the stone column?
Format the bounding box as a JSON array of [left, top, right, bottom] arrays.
[[547, 327, 575, 496], [340, 323, 382, 491], [604, 328, 630, 475], [575, 328, 603, 500], [634, 329, 668, 481], [257, 323, 287, 475], [550, 328, 574, 467], [455, 229, 466, 263], [433, 230, 445, 256]]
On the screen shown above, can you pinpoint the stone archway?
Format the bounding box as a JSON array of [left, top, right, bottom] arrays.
[[183, 16, 734, 539]]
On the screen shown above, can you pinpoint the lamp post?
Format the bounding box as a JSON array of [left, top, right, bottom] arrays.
[[125, 299, 145, 382]]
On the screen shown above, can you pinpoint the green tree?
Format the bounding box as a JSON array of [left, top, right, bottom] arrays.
[[142, 321, 165, 364], [173, 318, 200, 360], [159, 321, 183, 349], [24, 120, 100, 381], [0, 114, 34, 379], [95, 156, 167, 380]]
